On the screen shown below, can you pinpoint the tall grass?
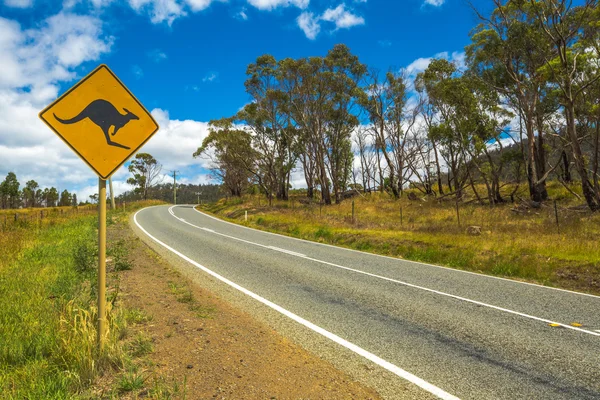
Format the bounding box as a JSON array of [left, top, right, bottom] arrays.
[[0, 200, 163, 398]]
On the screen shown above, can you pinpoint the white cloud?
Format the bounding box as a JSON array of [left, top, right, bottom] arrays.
[[185, 0, 216, 12], [125, 0, 226, 25], [235, 7, 249, 20], [202, 72, 219, 82], [3, 0, 33, 8], [0, 12, 114, 199], [247, 0, 309, 11], [132, 65, 144, 78], [321, 4, 364, 29], [148, 48, 168, 62], [297, 12, 320, 40], [404, 51, 466, 77], [296, 3, 364, 39], [423, 0, 444, 6], [127, 0, 187, 25]]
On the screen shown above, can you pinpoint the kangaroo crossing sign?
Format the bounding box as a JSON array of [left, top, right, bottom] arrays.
[[39, 64, 159, 179]]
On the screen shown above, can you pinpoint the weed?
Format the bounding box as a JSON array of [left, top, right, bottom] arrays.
[[108, 239, 133, 271], [125, 308, 153, 325], [127, 332, 154, 358], [118, 368, 147, 393]]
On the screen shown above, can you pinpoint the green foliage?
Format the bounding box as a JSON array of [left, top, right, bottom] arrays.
[[0, 216, 125, 398], [73, 227, 98, 273], [108, 239, 133, 271]]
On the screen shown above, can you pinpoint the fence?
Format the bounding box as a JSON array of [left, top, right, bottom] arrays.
[[0, 205, 97, 232]]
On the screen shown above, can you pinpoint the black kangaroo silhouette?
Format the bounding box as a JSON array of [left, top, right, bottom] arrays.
[[54, 99, 138, 150]]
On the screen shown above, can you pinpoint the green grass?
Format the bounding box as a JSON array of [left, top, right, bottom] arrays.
[[201, 182, 600, 294], [0, 200, 165, 399], [0, 216, 125, 399], [117, 368, 147, 393]]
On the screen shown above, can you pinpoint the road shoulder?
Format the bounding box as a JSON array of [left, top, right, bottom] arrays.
[[121, 208, 383, 399]]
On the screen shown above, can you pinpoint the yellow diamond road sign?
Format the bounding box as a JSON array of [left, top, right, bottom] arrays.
[[39, 64, 159, 179]]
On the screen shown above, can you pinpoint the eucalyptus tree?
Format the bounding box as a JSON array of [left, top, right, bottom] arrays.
[[22, 180, 40, 208], [59, 190, 72, 207], [417, 59, 469, 198], [193, 119, 256, 198], [0, 172, 20, 209], [280, 45, 366, 204], [359, 69, 412, 198], [127, 153, 163, 200], [527, 0, 600, 210], [241, 55, 297, 201], [468, 0, 555, 202], [322, 44, 367, 203]]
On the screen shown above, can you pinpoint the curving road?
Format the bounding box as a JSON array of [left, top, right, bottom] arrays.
[[133, 205, 600, 400]]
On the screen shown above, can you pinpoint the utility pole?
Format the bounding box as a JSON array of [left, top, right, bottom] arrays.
[[170, 170, 179, 204], [108, 177, 116, 210]]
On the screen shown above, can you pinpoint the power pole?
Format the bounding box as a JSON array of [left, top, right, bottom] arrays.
[[108, 177, 116, 210], [170, 170, 179, 204]]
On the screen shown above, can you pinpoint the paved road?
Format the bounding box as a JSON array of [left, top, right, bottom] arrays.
[[133, 205, 600, 400]]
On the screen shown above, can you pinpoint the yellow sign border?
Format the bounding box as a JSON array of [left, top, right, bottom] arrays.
[[38, 64, 160, 180]]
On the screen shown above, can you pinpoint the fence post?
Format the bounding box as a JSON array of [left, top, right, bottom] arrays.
[[245, 210, 248, 222], [352, 200, 355, 224], [400, 206, 403, 227], [455, 197, 461, 227], [14, 213, 18, 222], [554, 200, 560, 234]]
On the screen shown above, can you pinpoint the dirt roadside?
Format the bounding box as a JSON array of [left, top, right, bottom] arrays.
[[100, 216, 383, 399]]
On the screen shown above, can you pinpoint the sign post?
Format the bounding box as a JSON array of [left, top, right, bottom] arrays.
[[98, 178, 107, 347], [39, 64, 159, 352]]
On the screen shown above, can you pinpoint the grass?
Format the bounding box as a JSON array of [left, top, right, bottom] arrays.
[[201, 182, 600, 294], [168, 280, 216, 318], [0, 200, 164, 399]]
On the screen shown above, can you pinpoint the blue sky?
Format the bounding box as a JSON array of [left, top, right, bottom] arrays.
[[0, 0, 489, 200]]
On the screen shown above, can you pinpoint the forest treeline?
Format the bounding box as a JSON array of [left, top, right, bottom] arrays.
[[194, 0, 600, 211], [0, 172, 79, 209]]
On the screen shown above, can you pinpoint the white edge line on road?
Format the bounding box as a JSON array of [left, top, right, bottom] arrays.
[[191, 206, 600, 300], [133, 207, 460, 400], [268, 246, 306, 257], [172, 206, 600, 338]]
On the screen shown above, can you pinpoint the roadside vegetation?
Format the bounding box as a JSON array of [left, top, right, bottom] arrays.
[[201, 181, 600, 295], [0, 200, 174, 399]]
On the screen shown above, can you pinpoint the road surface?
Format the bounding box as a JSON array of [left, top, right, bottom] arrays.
[[133, 205, 600, 400]]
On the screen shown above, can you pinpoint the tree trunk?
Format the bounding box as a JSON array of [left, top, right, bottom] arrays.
[[535, 113, 548, 200], [561, 150, 572, 183], [432, 138, 444, 195], [565, 105, 600, 211], [593, 121, 599, 194], [526, 115, 545, 202]]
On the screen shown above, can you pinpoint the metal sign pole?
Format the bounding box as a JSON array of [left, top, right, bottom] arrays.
[[98, 178, 107, 350]]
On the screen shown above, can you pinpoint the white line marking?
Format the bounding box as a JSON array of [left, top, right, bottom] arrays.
[[191, 206, 600, 300], [267, 246, 306, 258], [134, 207, 460, 400], [201, 227, 215, 233], [171, 206, 600, 338]]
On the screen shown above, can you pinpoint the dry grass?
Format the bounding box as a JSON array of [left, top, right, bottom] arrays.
[[203, 182, 600, 295]]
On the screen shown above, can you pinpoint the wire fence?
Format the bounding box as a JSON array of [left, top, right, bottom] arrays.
[[0, 205, 98, 232]]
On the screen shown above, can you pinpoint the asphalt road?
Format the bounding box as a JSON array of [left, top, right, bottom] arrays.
[[133, 205, 600, 400]]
